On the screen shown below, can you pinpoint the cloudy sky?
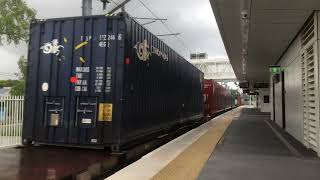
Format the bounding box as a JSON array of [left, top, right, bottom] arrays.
[[0, 0, 227, 80]]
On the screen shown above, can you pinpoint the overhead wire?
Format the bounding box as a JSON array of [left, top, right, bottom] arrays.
[[136, 0, 191, 58], [109, 0, 119, 6], [103, 0, 191, 58]]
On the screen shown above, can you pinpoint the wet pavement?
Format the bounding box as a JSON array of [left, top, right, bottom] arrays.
[[0, 118, 209, 180], [0, 146, 110, 180]]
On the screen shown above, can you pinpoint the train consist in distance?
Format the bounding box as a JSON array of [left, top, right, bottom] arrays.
[[203, 79, 241, 117], [23, 12, 240, 151]]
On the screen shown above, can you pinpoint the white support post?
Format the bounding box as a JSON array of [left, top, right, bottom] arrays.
[[82, 0, 93, 16]]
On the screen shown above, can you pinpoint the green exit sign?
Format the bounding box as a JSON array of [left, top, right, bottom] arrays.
[[270, 66, 281, 74]]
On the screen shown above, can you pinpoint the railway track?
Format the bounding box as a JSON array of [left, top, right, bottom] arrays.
[[0, 108, 235, 180]]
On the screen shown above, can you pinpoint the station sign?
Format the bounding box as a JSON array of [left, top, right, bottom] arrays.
[[239, 81, 249, 88], [254, 83, 269, 88], [190, 53, 208, 60], [270, 66, 281, 74]]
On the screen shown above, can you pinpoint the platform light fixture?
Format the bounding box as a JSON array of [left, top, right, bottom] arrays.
[[242, 56, 246, 75]]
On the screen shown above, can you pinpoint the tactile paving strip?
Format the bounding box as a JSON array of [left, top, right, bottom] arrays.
[[151, 108, 241, 180]]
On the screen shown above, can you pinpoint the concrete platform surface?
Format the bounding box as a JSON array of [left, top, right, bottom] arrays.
[[107, 107, 320, 180], [198, 108, 320, 180], [106, 109, 237, 180]]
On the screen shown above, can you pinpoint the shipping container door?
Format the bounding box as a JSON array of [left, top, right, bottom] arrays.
[[68, 18, 106, 145], [68, 17, 124, 145], [33, 20, 70, 144]]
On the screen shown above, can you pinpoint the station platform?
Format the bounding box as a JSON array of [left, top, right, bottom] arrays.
[[107, 107, 320, 180]]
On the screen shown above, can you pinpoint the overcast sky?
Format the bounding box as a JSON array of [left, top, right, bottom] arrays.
[[0, 0, 227, 80]]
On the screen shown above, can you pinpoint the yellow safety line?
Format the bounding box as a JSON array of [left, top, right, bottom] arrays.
[[151, 108, 241, 180]]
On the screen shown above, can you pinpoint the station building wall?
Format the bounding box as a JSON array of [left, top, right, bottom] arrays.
[[274, 79, 284, 128], [272, 12, 320, 155], [277, 36, 303, 143], [258, 88, 271, 113]]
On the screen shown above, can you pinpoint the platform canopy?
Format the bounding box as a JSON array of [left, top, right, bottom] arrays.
[[210, 0, 320, 83]]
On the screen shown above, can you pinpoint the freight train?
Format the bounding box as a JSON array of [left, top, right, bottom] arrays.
[[22, 13, 240, 151], [203, 80, 241, 117]]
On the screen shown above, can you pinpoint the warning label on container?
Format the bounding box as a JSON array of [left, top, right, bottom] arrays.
[[98, 103, 113, 122], [82, 118, 92, 124]]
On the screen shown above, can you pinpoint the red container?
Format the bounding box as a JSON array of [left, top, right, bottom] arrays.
[[204, 79, 230, 116], [236, 95, 242, 106]]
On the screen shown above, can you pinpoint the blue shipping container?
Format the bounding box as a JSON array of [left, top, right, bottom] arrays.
[[23, 13, 204, 151]]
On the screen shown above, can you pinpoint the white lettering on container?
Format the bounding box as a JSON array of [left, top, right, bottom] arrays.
[[105, 67, 112, 93], [74, 67, 90, 92], [95, 66, 104, 93]]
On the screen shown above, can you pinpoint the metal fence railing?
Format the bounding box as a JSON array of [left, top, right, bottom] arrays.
[[0, 96, 24, 148]]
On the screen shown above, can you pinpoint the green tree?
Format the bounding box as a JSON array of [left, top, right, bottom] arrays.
[[9, 80, 25, 96], [0, 0, 36, 45], [0, 79, 19, 88], [10, 56, 27, 95], [17, 55, 27, 79]]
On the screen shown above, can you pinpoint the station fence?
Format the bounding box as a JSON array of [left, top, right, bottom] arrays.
[[0, 96, 24, 148]]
